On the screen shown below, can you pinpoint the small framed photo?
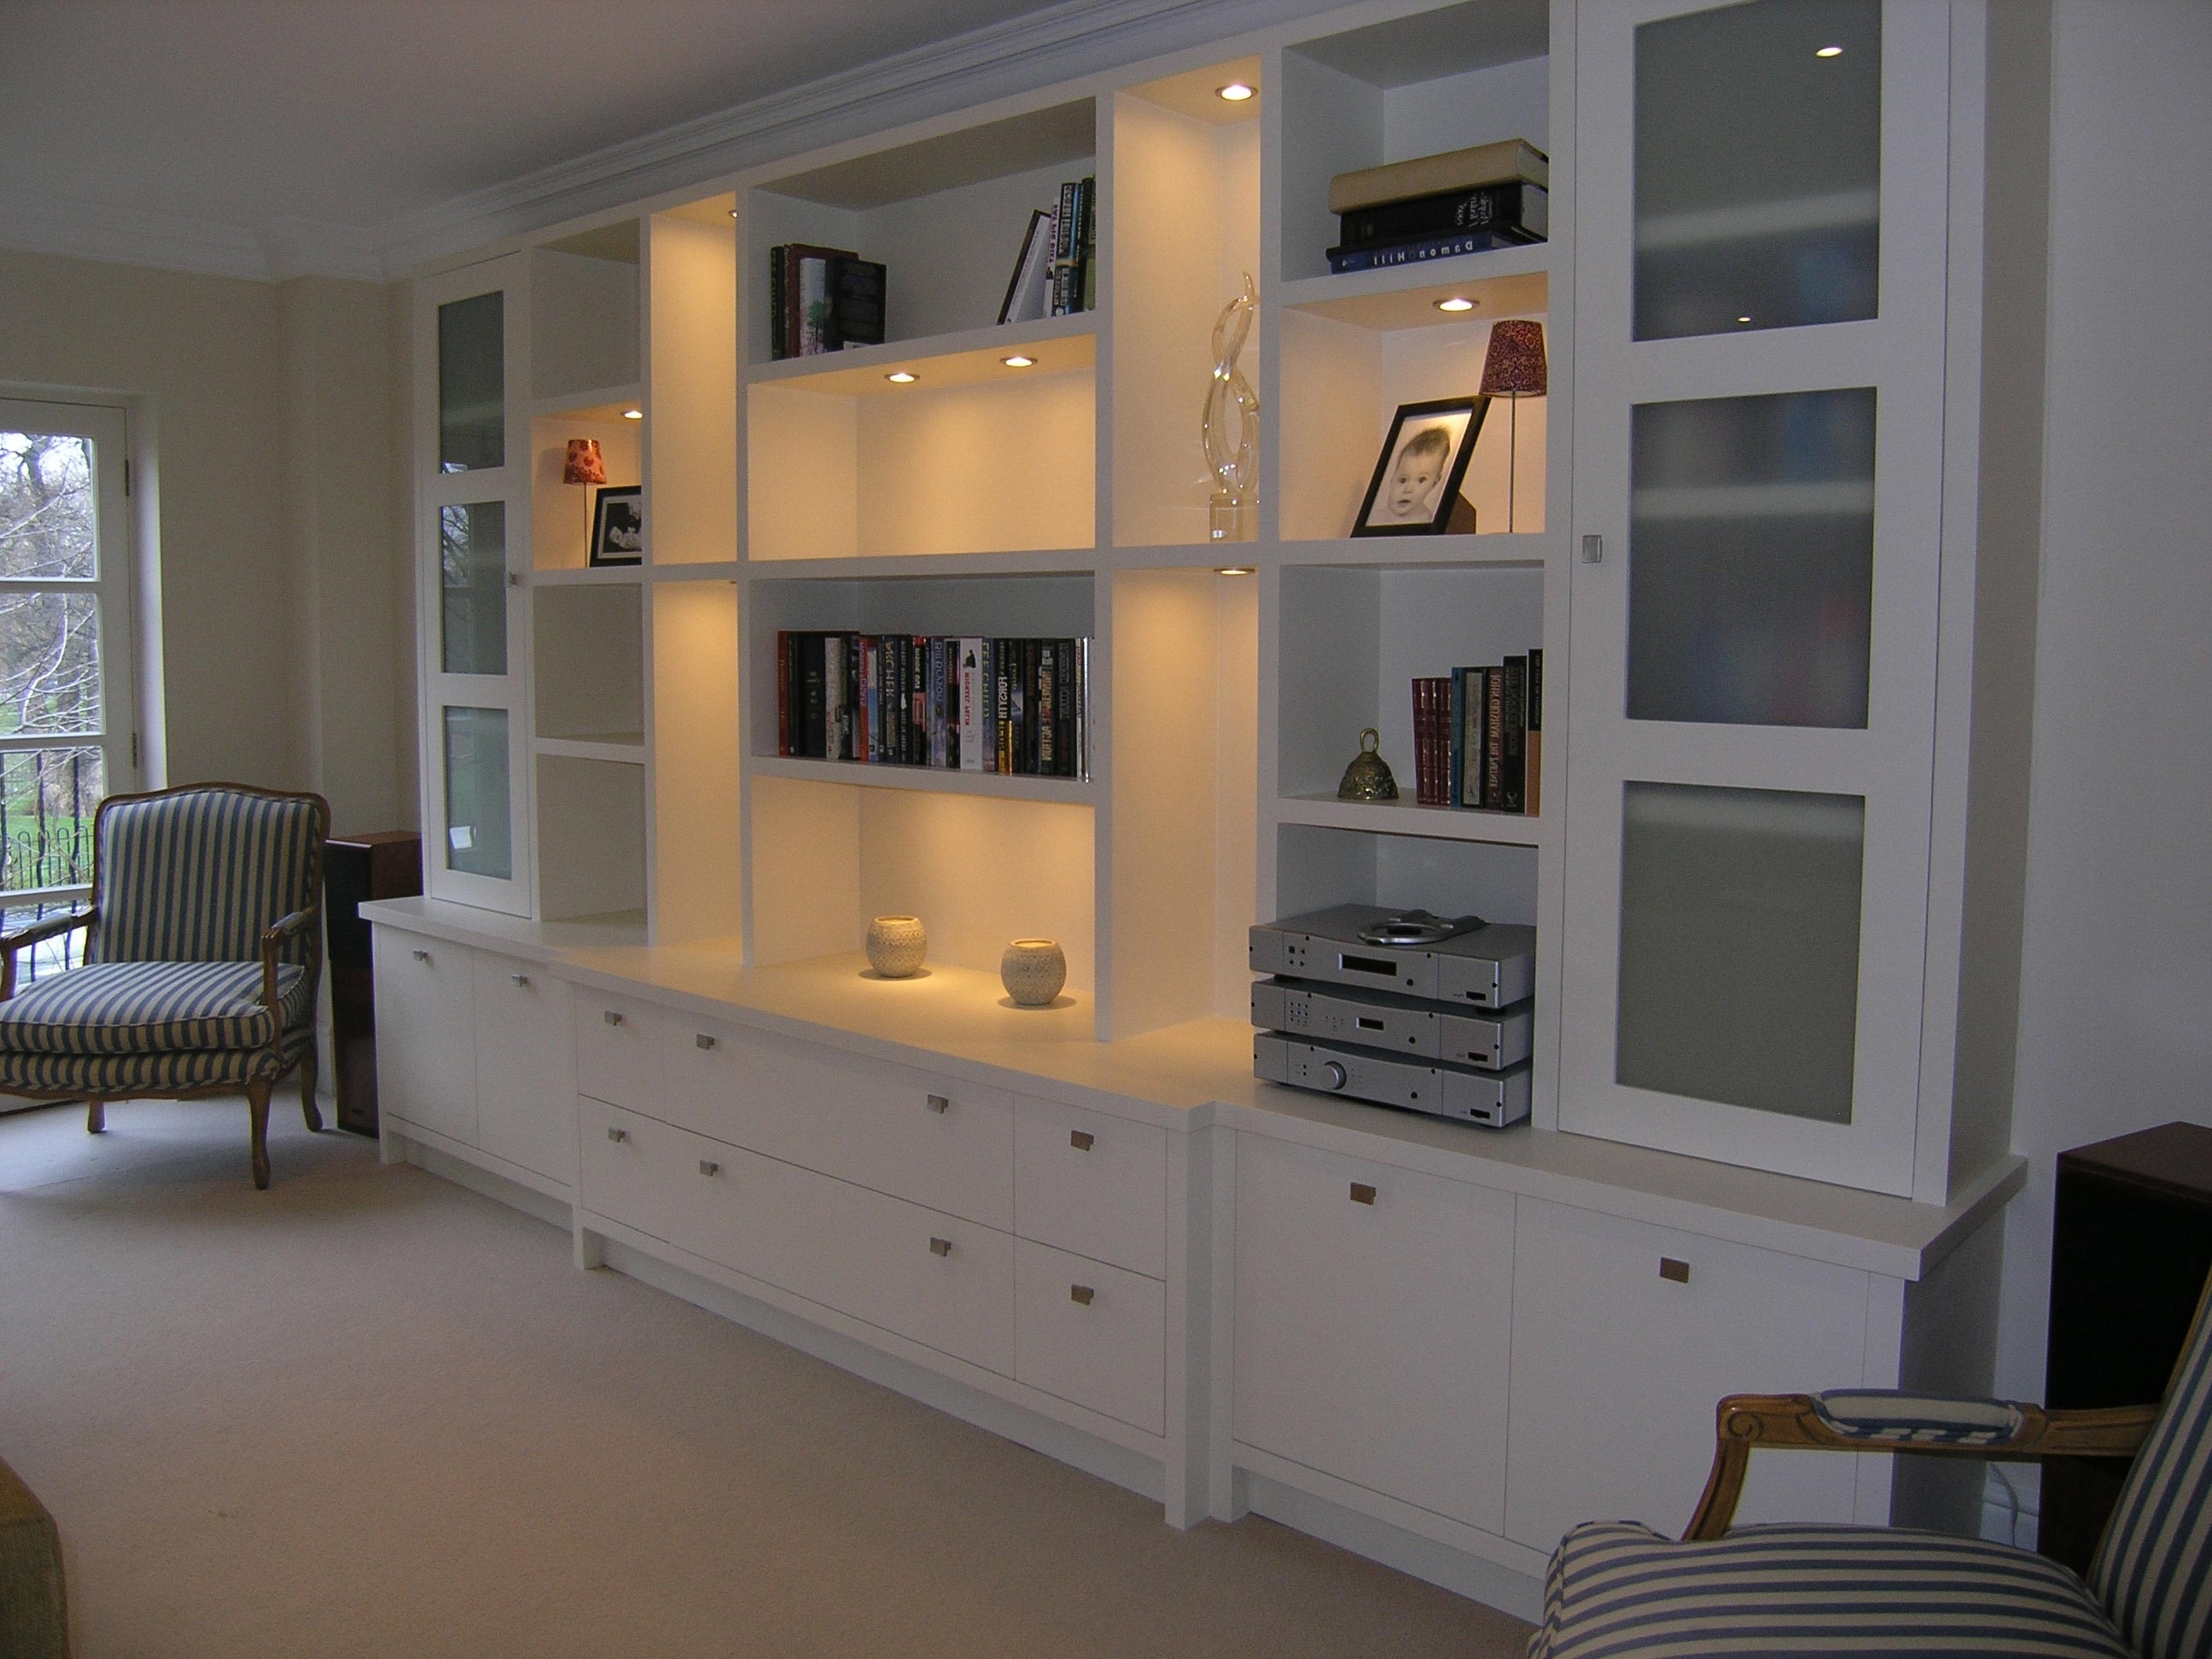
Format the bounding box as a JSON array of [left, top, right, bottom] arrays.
[[589, 485, 644, 566], [1351, 396, 1488, 536]]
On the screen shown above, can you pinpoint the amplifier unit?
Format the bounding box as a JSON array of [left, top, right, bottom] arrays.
[[1249, 905, 1535, 1009], [1251, 977, 1533, 1071], [1254, 1033, 1532, 1128]]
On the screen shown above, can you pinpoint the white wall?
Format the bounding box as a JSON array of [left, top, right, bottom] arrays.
[[1994, 0, 2212, 1405]]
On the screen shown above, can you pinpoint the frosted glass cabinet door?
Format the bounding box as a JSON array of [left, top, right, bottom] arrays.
[[1563, 0, 1951, 1196]]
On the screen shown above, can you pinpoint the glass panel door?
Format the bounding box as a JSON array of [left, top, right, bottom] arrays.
[[1562, 0, 1950, 1196]]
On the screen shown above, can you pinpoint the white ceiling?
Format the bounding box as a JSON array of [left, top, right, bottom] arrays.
[[0, 0, 1313, 282]]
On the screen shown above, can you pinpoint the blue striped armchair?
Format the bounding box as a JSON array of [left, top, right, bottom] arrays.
[[1528, 1272, 2212, 1658], [0, 783, 331, 1189]]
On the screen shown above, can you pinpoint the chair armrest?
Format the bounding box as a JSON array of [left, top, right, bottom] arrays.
[[258, 908, 319, 1015], [0, 907, 94, 1000], [1683, 1391, 2161, 1540]]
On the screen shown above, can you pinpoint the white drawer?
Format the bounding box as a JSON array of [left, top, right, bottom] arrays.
[[665, 1017, 1013, 1230], [577, 1099, 692, 1246], [573, 990, 665, 1111], [1015, 1239, 1165, 1435], [1014, 1096, 1167, 1278]]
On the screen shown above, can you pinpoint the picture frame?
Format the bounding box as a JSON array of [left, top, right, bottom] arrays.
[[589, 484, 644, 566], [1350, 395, 1488, 536]]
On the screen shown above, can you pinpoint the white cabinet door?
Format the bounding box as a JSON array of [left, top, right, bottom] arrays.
[[471, 951, 573, 1183], [577, 1098, 693, 1246], [1014, 1096, 1167, 1278], [1504, 1196, 1871, 1551], [1016, 1239, 1165, 1434], [373, 931, 477, 1144], [1234, 1133, 1515, 1532], [573, 988, 664, 1111]]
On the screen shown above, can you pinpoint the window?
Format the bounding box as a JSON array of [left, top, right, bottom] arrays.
[[0, 398, 138, 977]]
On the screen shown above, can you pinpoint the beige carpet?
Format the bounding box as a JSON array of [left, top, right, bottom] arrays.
[[0, 1098, 1534, 1658]]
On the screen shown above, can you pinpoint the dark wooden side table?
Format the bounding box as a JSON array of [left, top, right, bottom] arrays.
[[2040, 1120, 2212, 1574], [323, 831, 422, 1137]]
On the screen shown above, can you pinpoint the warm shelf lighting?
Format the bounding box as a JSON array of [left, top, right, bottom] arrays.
[[728, 208, 741, 218], [1736, 314, 1753, 324], [1815, 44, 1843, 56], [885, 370, 918, 383], [1217, 82, 1255, 102], [1435, 296, 1476, 313], [1214, 566, 1255, 577], [1002, 354, 1036, 369], [621, 407, 643, 420]]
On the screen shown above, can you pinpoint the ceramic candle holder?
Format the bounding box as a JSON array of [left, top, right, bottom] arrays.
[[999, 939, 1067, 1007], [865, 915, 927, 978]]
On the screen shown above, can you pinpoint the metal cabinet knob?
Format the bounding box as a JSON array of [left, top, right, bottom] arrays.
[[1349, 1182, 1377, 1206], [1660, 1257, 1691, 1284], [928, 1237, 952, 1257], [510, 973, 530, 987], [926, 1095, 949, 1115], [1069, 1129, 1095, 1152], [1069, 1284, 1095, 1307], [696, 1033, 717, 1051], [411, 948, 430, 963], [698, 1160, 720, 1178], [606, 1126, 627, 1144], [602, 1010, 623, 1027]]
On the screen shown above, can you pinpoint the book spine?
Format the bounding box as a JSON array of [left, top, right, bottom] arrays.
[[1075, 638, 1089, 780], [799, 634, 827, 759], [1525, 648, 1543, 816], [1057, 638, 1077, 778], [1325, 228, 1535, 274], [782, 246, 801, 364], [1419, 678, 1450, 805], [769, 246, 788, 359], [928, 638, 946, 768], [1470, 667, 1493, 808], [1448, 669, 1467, 808], [823, 636, 844, 761], [1499, 655, 1527, 813], [1327, 138, 1549, 215], [777, 631, 792, 756], [1038, 640, 1057, 776], [1337, 183, 1545, 251], [995, 640, 1013, 775], [798, 255, 830, 354], [1484, 665, 1505, 808], [843, 635, 860, 760]]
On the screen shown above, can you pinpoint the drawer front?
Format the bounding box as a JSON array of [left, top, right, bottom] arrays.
[[573, 989, 665, 1111], [1014, 1097, 1167, 1278], [1504, 1197, 1871, 1550], [665, 1017, 1013, 1230], [373, 931, 477, 1144], [471, 952, 573, 1182], [577, 1099, 694, 1246], [1015, 1239, 1166, 1435], [1234, 1132, 1515, 1534]]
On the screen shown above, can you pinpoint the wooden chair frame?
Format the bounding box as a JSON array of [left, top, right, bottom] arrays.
[[0, 782, 332, 1189]]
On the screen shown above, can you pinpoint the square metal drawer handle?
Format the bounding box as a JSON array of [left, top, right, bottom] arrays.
[[698, 1160, 720, 1178], [1069, 1129, 1095, 1152], [696, 1033, 717, 1051], [602, 1009, 624, 1027], [1660, 1257, 1691, 1284], [1069, 1284, 1095, 1307], [926, 1095, 950, 1115], [606, 1126, 627, 1144], [1349, 1182, 1377, 1206], [510, 973, 530, 987], [928, 1237, 953, 1257], [411, 948, 430, 963]]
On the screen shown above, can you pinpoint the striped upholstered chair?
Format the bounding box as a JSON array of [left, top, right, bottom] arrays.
[[0, 783, 330, 1189], [1529, 1271, 2212, 1658]]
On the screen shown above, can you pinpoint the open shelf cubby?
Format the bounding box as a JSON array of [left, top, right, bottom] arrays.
[[530, 220, 643, 405], [1273, 820, 1538, 932], [535, 754, 648, 927], [533, 584, 644, 750], [528, 402, 641, 572]]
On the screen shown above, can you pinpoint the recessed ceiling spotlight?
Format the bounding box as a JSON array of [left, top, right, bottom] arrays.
[[1217, 82, 1255, 102], [1735, 315, 1752, 324], [1815, 44, 1843, 57], [728, 208, 740, 218], [621, 407, 643, 420], [1435, 296, 1476, 313], [1002, 354, 1036, 368], [1214, 566, 1255, 577], [885, 370, 917, 383]]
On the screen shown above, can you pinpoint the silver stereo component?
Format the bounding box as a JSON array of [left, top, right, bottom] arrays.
[[1254, 1033, 1532, 1128], [1251, 978, 1533, 1071], [1249, 905, 1536, 1010]]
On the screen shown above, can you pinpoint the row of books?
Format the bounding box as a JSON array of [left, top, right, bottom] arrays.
[[776, 632, 1090, 780], [997, 176, 1097, 324], [1324, 140, 1549, 276], [767, 245, 888, 358], [1411, 649, 1543, 814]]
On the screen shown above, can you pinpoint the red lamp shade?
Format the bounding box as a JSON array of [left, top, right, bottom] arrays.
[[1480, 319, 1548, 399], [562, 438, 608, 485]]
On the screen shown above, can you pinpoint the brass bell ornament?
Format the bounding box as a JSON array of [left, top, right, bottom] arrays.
[[1336, 727, 1399, 802]]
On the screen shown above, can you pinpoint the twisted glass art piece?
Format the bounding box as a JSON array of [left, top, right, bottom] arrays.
[[1202, 271, 1260, 541]]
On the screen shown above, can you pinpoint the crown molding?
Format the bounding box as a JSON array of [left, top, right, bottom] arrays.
[[0, 0, 1336, 285]]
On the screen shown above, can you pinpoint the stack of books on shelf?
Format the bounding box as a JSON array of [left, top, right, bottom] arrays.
[[768, 245, 888, 358], [997, 177, 1097, 324], [1410, 649, 1543, 813], [1325, 140, 1548, 275], [777, 632, 1090, 780]]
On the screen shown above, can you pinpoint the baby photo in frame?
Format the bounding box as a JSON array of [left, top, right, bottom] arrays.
[[1351, 396, 1488, 536], [590, 484, 644, 566]]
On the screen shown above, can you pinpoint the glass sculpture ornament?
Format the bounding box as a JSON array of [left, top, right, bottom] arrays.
[[1202, 272, 1260, 541]]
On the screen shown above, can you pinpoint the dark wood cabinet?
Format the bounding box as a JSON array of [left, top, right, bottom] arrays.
[[2039, 1121, 2212, 1575], [324, 832, 422, 1136]]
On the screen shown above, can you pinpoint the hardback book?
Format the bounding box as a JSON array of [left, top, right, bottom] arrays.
[[776, 631, 792, 755], [928, 637, 947, 769], [824, 635, 847, 760], [769, 247, 787, 359], [1337, 183, 1548, 251], [998, 209, 1056, 325], [1461, 667, 1492, 809], [1328, 139, 1550, 215], [778, 243, 856, 358], [828, 256, 887, 349], [1499, 655, 1528, 813], [799, 633, 827, 758], [994, 640, 1015, 774], [1325, 227, 1540, 274], [1038, 640, 1057, 775], [1448, 669, 1469, 807], [1484, 665, 1507, 808], [1412, 678, 1450, 805], [1525, 648, 1543, 815], [956, 638, 984, 769]]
